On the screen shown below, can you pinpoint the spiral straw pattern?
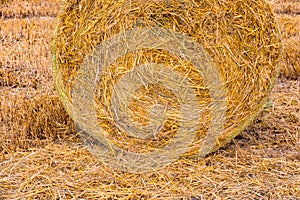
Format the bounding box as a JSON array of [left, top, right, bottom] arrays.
[[71, 27, 226, 171], [53, 0, 282, 172]]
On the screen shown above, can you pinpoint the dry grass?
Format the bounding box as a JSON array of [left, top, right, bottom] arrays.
[[0, 91, 77, 154], [277, 15, 300, 79], [270, 0, 300, 79], [0, 79, 299, 199], [0, 17, 57, 92], [0, 0, 299, 199], [0, 0, 61, 18], [269, 0, 300, 15]]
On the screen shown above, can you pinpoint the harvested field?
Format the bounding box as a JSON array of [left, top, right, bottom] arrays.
[[269, 0, 300, 15], [0, 0, 299, 199], [0, 18, 56, 91], [277, 15, 300, 79], [0, 0, 60, 18]]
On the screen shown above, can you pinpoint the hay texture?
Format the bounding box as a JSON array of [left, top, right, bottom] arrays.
[[0, 0, 60, 18], [53, 0, 282, 171], [1, 0, 299, 198], [277, 15, 300, 79], [269, 0, 300, 15]]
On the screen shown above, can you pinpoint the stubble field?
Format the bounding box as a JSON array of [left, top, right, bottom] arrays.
[[0, 0, 299, 199]]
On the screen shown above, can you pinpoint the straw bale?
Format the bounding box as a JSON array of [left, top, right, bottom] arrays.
[[53, 0, 282, 169], [0, 0, 299, 197]]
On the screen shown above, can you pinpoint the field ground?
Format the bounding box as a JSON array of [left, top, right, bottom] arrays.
[[0, 0, 299, 199]]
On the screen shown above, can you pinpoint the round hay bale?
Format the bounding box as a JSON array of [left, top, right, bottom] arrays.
[[53, 0, 282, 172]]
